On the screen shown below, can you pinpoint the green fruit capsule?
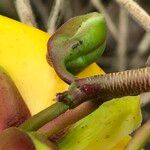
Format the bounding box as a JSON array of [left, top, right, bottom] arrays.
[[47, 12, 107, 84]]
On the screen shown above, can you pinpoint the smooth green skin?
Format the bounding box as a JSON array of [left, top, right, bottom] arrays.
[[66, 42, 106, 74], [47, 12, 107, 83], [20, 102, 69, 132]]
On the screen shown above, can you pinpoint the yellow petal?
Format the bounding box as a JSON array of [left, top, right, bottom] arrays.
[[111, 136, 131, 150], [0, 15, 104, 115]]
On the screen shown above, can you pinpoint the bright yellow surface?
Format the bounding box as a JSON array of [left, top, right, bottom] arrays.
[[0, 15, 104, 115], [112, 136, 131, 150], [0, 15, 140, 150]]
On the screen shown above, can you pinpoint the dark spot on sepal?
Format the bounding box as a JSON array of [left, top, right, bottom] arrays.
[[71, 40, 83, 49], [72, 43, 80, 49], [79, 40, 83, 45]]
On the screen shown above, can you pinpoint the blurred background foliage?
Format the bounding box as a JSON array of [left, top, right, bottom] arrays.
[[0, 0, 150, 148], [0, 0, 149, 71]]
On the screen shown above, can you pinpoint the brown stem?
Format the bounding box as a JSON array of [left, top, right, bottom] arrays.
[[115, 0, 150, 31], [21, 67, 149, 140], [58, 67, 150, 107], [37, 67, 149, 139], [38, 101, 98, 138], [15, 0, 37, 27]]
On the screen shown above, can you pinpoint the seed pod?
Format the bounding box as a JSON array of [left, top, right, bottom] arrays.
[[47, 12, 107, 84]]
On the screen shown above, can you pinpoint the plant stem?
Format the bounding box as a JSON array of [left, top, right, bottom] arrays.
[[20, 67, 149, 137], [39, 67, 149, 139], [131, 32, 150, 66], [115, 0, 150, 31], [38, 101, 98, 138], [116, 7, 128, 70], [125, 120, 150, 150], [20, 102, 69, 131], [15, 0, 37, 27], [58, 67, 150, 107], [47, 0, 64, 34]]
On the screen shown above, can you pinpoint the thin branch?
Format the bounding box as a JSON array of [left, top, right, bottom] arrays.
[[132, 32, 150, 65], [116, 7, 128, 70], [39, 101, 98, 138], [146, 56, 150, 66], [115, 0, 150, 31], [140, 92, 150, 107], [20, 102, 69, 131], [98, 57, 115, 65], [47, 0, 64, 34], [91, 0, 119, 41], [20, 67, 149, 138], [125, 120, 150, 150], [39, 67, 150, 138], [14, 0, 37, 27], [58, 67, 150, 107], [60, 0, 73, 21], [131, 33, 150, 70], [79, 1, 94, 14], [32, 0, 49, 28], [137, 32, 150, 55]]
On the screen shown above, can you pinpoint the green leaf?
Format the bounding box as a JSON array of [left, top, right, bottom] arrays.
[[58, 96, 142, 150]]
